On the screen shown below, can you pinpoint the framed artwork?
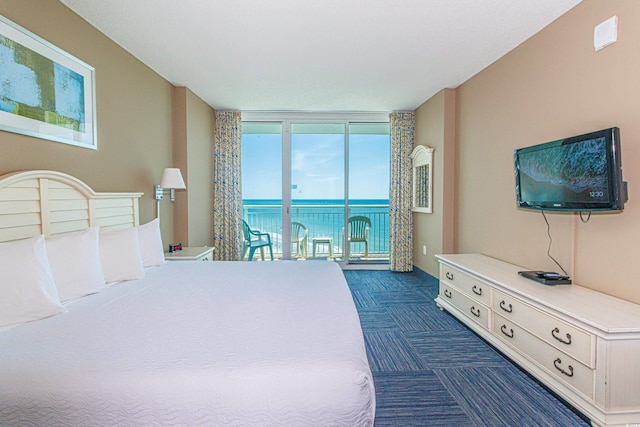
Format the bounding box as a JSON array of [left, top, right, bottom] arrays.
[[410, 145, 434, 213], [0, 14, 96, 149]]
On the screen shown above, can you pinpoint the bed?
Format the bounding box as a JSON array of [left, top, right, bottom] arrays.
[[0, 171, 375, 426]]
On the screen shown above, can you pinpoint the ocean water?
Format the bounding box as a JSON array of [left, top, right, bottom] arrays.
[[242, 199, 390, 253]]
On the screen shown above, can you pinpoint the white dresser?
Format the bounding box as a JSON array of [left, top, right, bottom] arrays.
[[435, 254, 640, 427]]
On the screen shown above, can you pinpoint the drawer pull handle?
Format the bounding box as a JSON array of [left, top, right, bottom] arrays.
[[553, 358, 574, 377], [500, 324, 514, 338], [444, 289, 452, 298], [470, 306, 481, 317], [499, 300, 513, 313], [446, 272, 454, 280], [552, 328, 572, 345], [472, 285, 482, 296]]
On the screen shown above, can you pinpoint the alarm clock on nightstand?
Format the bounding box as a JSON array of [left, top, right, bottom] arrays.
[[168, 243, 182, 253]]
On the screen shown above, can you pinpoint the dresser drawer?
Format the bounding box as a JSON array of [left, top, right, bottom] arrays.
[[493, 289, 594, 368], [440, 282, 490, 330], [493, 314, 594, 400], [440, 264, 491, 306]]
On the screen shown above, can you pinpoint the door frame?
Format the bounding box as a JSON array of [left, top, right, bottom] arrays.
[[242, 111, 389, 269]]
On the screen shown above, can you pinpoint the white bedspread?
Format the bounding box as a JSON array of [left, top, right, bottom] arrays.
[[0, 261, 375, 426]]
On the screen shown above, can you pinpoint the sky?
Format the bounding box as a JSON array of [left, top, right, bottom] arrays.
[[242, 131, 390, 201]]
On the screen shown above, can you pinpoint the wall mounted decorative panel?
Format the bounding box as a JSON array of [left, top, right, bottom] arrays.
[[410, 145, 434, 213], [0, 15, 96, 149]]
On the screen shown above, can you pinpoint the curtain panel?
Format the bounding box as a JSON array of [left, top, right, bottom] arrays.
[[213, 111, 243, 261], [389, 111, 415, 272]]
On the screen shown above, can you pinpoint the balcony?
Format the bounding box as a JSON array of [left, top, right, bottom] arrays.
[[242, 202, 389, 262]]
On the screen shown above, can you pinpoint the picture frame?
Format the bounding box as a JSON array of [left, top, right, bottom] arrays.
[[410, 145, 434, 213], [0, 14, 97, 149]]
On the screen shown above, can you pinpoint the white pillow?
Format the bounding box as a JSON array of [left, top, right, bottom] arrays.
[[0, 235, 67, 328], [46, 227, 107, 301], [137, 218, 165, 267], [99, 227, 145, 284]]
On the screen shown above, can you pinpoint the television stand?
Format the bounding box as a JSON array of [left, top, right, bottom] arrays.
[[435, 253, 640, 427]]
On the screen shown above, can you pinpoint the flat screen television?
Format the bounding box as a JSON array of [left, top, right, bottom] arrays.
[[514, 127, 627, 212]]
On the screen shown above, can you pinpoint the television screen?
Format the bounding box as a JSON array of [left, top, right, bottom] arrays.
[[514, 127, 626, 212]]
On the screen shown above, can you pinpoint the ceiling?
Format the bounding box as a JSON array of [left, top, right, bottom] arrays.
[[60, 0, 582, 112]]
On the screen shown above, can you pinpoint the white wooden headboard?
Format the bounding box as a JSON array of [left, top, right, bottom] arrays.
[[0, 170, 143, 244]]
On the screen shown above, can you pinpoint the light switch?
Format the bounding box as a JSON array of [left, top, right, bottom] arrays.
[[594, 16, 618, 51]]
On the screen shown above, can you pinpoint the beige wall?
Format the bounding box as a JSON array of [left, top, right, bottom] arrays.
[[448, 0, 640, 303], [0, 1, 215, 247], [173, 87, 215, 247], [413, 89, 456, 275]]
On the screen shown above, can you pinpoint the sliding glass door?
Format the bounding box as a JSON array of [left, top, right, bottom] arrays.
[[347, 123, 390, 263], [241, 123, 283, 260], [242, 116, 390, 266], [290, 123, 345, 261]]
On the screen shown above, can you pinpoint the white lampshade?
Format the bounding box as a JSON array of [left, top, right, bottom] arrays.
[[160, 168, 186, 190]]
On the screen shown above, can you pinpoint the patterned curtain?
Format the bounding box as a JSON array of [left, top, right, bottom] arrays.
[[389, 111, 415, 272], [213, 111, 243, 261]]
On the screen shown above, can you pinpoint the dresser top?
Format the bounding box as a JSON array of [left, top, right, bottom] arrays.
[[436, 253, 640, 334]]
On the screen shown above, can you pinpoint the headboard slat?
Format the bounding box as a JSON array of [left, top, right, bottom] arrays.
[[96, 214, 138, 227], [0, 212, 41, 229], [0, 187, 40, 202], [4, 178, 40, 188], [0, 171, 143, 243], [49, 189, 87, 200], [51, 220, 91, 236], [0, 200, 41, 215], [0, 225, 43, 242], [50, 210, 89, 223], [94, 206, 135, 219], [50, 199, 88, 211], [93, 198, 138, 208]]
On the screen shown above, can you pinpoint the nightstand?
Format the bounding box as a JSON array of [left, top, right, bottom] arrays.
[[164, 246, 215, 261]]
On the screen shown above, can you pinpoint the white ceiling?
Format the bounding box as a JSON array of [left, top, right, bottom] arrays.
[[60, 0, 581, 112]]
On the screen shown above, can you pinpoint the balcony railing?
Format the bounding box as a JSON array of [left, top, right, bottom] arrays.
[[242, 203, 389, 261]]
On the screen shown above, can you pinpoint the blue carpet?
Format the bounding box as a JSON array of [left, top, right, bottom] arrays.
[[343, 269, 590, 427]]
